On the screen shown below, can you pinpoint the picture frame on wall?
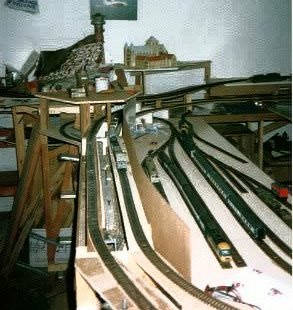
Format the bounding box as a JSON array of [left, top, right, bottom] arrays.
[[90, 0, 137, 20], [4, 0, 39, 14]]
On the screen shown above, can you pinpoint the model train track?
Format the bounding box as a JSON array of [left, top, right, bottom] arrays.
[[109, 133, 240, 309], [136, 77, 278, 103], [175, 119, 292, 274], [156, 135, 246, 269], [195, 149, 292, 253], [232, 169, 292, 227], [86, 119, 157, 309], [142, 95, 290, 108], [149, 118, 289, 271], [78, 95, 291, 307], [141, 155, 169, 202], [212, 161, 292, 274], [199, 148, 292, 228], [83, 116, 241, 309], [152, 116, 247, 166]]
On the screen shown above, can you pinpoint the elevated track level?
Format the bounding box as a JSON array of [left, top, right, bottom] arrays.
[[136, 74, 291, 105]]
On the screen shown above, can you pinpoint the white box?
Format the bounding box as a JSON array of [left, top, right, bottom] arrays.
[[29, 228, 72, 267]]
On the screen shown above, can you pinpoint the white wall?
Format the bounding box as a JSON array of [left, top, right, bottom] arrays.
[[0, 0, 291, 78]]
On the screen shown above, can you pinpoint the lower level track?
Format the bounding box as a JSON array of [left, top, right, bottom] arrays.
[[201, 156, 292, 271], [86, 119, 157, 309], [89, 118, 242, 309], [116, 165, 240, 309]]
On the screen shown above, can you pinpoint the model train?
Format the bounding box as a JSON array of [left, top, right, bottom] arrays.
[[108, 117, 119, 140], [157, 150, 232, 263], [142, 156, 160, 183], [109, 133, 127, 170], [178, 121, 266, 240]]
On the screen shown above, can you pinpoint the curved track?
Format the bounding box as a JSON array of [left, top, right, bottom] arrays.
[[82, 113, 243, 309]]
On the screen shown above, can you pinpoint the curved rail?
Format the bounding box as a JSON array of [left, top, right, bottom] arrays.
[[86, 118, 157, 309], [136, 78, 248, 103]]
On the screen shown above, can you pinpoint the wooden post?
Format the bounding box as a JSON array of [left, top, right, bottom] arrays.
[[155, 99, 162, 109], [204, 61, 211, 82], [258, 120, 264, 170], [94, 104, 103, 121], [106, 102, 112, 128], [51, 145, 78, 244], [0, 123, 41, 275], [39, 98, 55, 263], [79, 103, 91, 136], [12, 106, 26, 176]]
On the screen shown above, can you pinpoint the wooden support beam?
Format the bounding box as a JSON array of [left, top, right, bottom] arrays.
[[93, 104, 103, 121], [1, 162, 66, 275], [106, 102, 112, 128], [12, 107, 26, 176], [0, 122, 41, 257], [76, 159, 87, 248], [184, 93, 193, 111], [155, 99, 162, 109], [39, 99, 54, 264], [79, 103, 91, 136], [50, 145, 78, 257], [258, 120, 264, 170], [262, 121, 289, 136]]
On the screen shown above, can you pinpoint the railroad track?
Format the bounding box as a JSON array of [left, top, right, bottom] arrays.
[[155, 129, 246, 269], [81, 115, 241, 309], [109, 129, 240, 309], [177, 119, 292, 274]]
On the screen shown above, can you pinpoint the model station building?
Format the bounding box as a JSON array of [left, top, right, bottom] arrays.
[[124, 36, 177, 68]]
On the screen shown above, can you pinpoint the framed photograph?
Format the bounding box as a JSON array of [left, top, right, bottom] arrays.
[[90, 0, 137, 20], [5, 0, 39, 14]]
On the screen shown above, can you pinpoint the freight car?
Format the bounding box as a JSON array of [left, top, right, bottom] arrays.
[[157, 150, 232, 263], [178, 121, 266, 240], [108, 117, 119, 140], [110, 134, 127, 170], [143, 156, 160, 183]]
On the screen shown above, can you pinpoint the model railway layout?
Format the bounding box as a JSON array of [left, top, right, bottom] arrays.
[[66, 79, 291, 309]]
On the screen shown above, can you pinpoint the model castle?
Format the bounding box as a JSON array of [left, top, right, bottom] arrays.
[[124, 36, 177, 69]]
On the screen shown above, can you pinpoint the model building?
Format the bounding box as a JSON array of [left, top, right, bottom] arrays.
[[124, 36, 177, 68]]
